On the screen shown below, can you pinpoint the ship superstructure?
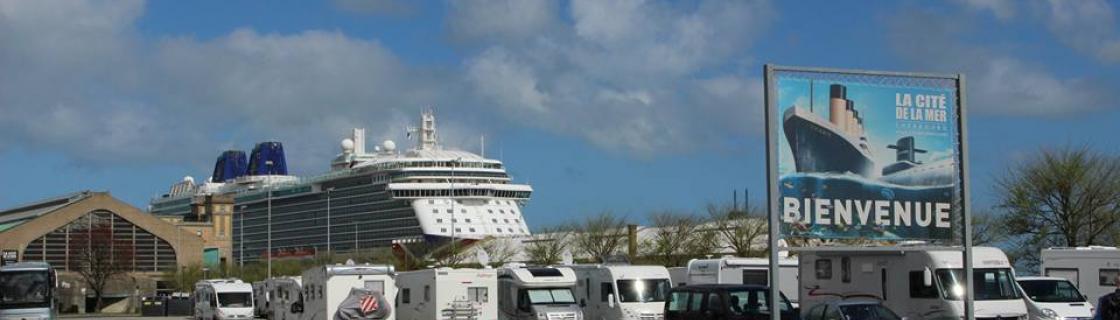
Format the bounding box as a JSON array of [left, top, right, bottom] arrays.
[[150, 110, 533, 263]]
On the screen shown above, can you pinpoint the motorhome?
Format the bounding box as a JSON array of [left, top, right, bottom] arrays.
[[193, 279, 255, 320], [685, 257, 800, 307], [0, 262, 57, 320], [293, 263, 396, 320], [571, 264, 672, 320], [668, 267, 686, 288], [497, 266, 582, 320], [1041, 246, 1120, 301], [799, 247, 1028, 320], [395, 268, 498, 320], [253, 281, 268, 318], [266, 277, 303, 320]]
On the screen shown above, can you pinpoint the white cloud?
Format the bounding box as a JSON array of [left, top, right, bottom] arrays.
[[1041, 0, 1120, 63], [885, 9, 1108, 117], [331, 0, 413, 16], [952, 0, 1016, 21], [447, 0, 558, 43], [456, 0, 775, 155]]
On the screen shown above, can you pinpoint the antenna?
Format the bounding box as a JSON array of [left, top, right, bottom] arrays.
[[561, 250, 573, 266], [476, 248, 491, 268]]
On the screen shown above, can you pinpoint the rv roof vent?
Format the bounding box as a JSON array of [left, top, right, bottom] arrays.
[[527, 268, 563, 277]]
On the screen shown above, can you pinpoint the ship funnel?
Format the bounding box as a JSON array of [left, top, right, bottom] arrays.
[[212, 150, 248, 182], [248, 141, 289, 176], [829, 84, 849, 130]]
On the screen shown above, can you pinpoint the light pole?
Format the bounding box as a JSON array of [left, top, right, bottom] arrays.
[[267, 190, 272, 279], [239, 205, 247, 272], [326, 187, 334, 255]]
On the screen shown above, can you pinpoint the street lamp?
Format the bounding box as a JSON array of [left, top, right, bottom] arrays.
[[267, 190, 272, 279], [326, 187, 335, 255]]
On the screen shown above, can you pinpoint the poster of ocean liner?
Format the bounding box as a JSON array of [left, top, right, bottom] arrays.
[[767, 67, 964, 241]]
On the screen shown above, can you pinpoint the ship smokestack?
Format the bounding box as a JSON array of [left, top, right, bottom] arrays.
[[829, 84, 848, 131], [846, 100, 857, 135], [849, 107, 859, 136]]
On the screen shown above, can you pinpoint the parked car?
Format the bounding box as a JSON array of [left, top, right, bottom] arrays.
[[665, 284, 798, 320], [1017, 276, 1095, 320], [802, 298, 902, 320]]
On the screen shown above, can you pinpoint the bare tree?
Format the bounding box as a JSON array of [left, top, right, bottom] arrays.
[[477, 237, 520, 266], [572, 212, 628, 262], [970, 211, 1007, 246], [71, 225, 133, 311], [642, 211, 706, 267], [524, 226, 571, 265], [999, 147, 1120, 270], [708, 203, 767, 257]]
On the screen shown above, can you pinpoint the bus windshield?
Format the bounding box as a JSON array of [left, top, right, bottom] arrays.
[[616, 279, 671, 303], [936, 268, 1021, 301], [0, 271, 51, 309], [218, 292, 253, 308], [1018, 279, 1086, 303]]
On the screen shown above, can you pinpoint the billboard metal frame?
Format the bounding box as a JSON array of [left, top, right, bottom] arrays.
[[763, 64, 973, 320]]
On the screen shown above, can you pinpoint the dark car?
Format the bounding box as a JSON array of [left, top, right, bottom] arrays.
[[665, 284, 798, 320], [802, 299, 902, 320]]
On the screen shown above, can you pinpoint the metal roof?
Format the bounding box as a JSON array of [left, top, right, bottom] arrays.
[[0, 191, 93, 229]]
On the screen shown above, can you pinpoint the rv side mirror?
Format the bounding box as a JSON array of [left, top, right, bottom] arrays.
[[580, 299, 586, 308], [608, 293, 616, 308], [923, 268, 933, 287], [291, 302, 303, 314]]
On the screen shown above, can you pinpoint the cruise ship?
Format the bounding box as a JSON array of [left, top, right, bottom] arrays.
[[150, 111, 533, 263]]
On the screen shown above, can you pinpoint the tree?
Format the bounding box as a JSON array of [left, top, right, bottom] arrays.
[[999, 147, 1120, 270], [70, 225, 134, 312], [572, 212, 628, 262], [970, 211, 1007, 246], [708, 203, 768, 257], [524, 226, 571, 265], [642, 211, 713, 267], [477, 237, 520, 266]]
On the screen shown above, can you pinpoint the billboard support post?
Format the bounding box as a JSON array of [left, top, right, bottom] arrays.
[[764, 64, 782, 320], [958, 73, 974, 320]]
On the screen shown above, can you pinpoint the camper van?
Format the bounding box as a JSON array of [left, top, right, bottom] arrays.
[[266, 277, 303, 320], [799, 247, 1027, 320], [1041, 246, 1120, 302], [571, 265, 672, 320], [253, 281, 268, 318], [395, 268, 498, 320], [0, 262, 57, 320], [496, 266, 582, 320], [685, 257, 800, 307], [292, 264, 396, 320], [193, 279, 255, 320]]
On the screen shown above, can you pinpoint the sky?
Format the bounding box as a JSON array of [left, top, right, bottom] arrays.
[[1, 0, 1118, 229]]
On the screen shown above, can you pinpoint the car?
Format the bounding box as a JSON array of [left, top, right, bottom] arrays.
[[1016, 276, 1095, 320], [665, 284, 798, 320], [802, 298, 902, 320]]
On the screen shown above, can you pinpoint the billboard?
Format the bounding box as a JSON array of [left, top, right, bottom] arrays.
[[765, 66, 965, 241]]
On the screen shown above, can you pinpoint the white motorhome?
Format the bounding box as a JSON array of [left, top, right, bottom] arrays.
[[193, 279, 255, 320], [571, 265, 672, 320], [497, 266, 582, 320], [1041, 246, 1120, 302], [294, 264, 396, 320], [685, 257, 800, 307], [799, 247, 1028, 320], [253, 281, 268, 318], [667, 267, 686, 288], [266, 277, 303, 320], [395, 268, 498, 320]]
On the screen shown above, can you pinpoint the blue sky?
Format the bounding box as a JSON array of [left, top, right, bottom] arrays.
[[1, 0, 1118, 229]]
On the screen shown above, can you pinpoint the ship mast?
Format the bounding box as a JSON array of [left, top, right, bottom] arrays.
[[418, 109, 438, 150]]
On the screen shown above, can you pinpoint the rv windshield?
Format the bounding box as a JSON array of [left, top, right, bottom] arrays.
[[0, 271, 51, 309], [218, 292, 253, 308], [936, 268, 1021, 301], [1018, 279, 1086, 303], [616, 279, 671, 303], [525, 288, 577, 304]]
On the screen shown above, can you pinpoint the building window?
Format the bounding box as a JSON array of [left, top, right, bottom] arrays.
[[465, 219, 471, 223], [436, 219, 443, 223], [432, 209, 438, 213], [816, 259, 833, 280], [469, 228, 476, 233]]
